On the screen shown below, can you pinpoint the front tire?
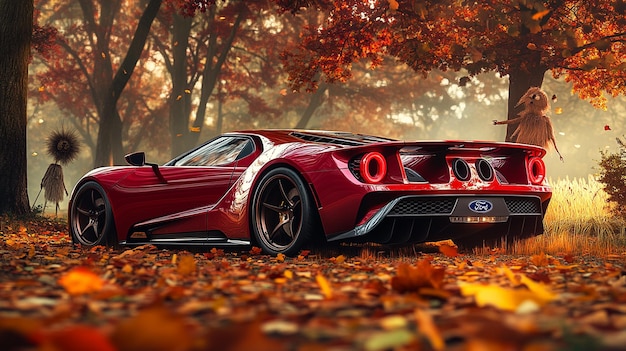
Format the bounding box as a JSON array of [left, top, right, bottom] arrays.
[[251, 167, 318, 256], [70, 181, 117, 247]]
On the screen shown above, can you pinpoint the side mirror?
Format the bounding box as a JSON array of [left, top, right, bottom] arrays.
[[125, 152, 146, 166]]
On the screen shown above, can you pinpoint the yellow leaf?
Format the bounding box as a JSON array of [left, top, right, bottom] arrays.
[[58, 267, 104, 295], [316, 274, 333, 299], [519, 275, 557, 301], [171, 254, 178, 264], [184, 89, 191, 94], [499, 266, 519, 285], [28, 245, 35, 259], [284, 270, 293, 279], [459, 283, 552, 312], [555, 107, 563, 114], [334, 255, 346, 264], [276, 253, 285, 262], [190, 126, 201, 133]]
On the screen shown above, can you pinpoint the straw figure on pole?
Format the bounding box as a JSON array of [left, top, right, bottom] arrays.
[[493, 87, 563, 161], [36, 129, 81, 216]]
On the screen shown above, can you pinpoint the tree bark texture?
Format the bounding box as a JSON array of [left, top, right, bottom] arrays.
[[169, 12, 193, 158], [0, 0, 33, 214]]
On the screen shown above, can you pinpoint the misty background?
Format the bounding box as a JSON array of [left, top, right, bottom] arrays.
[[26, 70, 625, 214]]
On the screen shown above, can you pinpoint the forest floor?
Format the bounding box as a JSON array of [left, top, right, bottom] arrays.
[[1, 215, 626, 351]]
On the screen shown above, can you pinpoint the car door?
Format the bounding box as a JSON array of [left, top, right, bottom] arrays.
[[113, 136, 253, 237]]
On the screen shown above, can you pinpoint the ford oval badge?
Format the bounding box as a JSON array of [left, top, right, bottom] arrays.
[[468, 199, 493, 213]]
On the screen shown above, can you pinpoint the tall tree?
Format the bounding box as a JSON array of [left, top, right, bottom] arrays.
[[155, 0, 283, 156], [81, 0, 162, 166], [36, 0, 162, 167], [0, 0, 33, 214], [278, 0, 625, 141]]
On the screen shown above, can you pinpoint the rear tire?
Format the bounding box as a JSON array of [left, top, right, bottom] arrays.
[[251, 168, 319, 256], [70, 181, 117, 247]]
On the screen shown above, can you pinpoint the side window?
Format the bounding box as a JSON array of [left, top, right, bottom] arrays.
[[174, 137, 252, 166]]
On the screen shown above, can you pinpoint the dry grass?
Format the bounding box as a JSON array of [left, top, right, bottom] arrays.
[[512, 176, 626, 255]]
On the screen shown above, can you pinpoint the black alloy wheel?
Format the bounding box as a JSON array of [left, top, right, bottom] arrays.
[[251, 167, 318, 256], [70, 181, 117, 247]]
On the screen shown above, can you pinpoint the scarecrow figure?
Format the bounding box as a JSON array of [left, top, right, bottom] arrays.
[[493, 87, 563, 161], [35, 129, 81, 216]]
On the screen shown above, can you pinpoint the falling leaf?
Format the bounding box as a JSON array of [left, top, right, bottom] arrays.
[[333, 255, 346, 264], [604, 125, 611, 131], [531, 9, 550, 20], [551, 94, 557, 102], [387, 0, 399, 11], [279, 88, 288, 96], [527, 43, 538, 50], [58, 267, 104, 295], [555, 107, 563, 114], [316, 274, 333, 299], [190, 126, 201, 133]]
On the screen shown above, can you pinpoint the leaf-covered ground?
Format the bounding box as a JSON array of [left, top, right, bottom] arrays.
[[1, 216, 625, 351]]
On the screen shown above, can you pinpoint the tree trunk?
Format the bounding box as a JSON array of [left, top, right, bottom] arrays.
[[93, 0, 162, 167], [296, 82, 328, 129], [505, 66, 548, 141], [168, 12, 193, 158], [182, 4, 245, 151], [0, 0, 33, 214]]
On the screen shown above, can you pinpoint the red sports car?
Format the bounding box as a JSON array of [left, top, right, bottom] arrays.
[[69, 129, 552, 255]]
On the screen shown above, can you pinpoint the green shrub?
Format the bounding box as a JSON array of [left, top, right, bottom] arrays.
[[597, 137, 626, 215]]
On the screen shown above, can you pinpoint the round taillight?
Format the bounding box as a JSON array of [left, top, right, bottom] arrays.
[[527, 157, 546, 184], [360, 152, 387, 183], [452, 158, 471, 181], [475, 158, 494, 182]]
